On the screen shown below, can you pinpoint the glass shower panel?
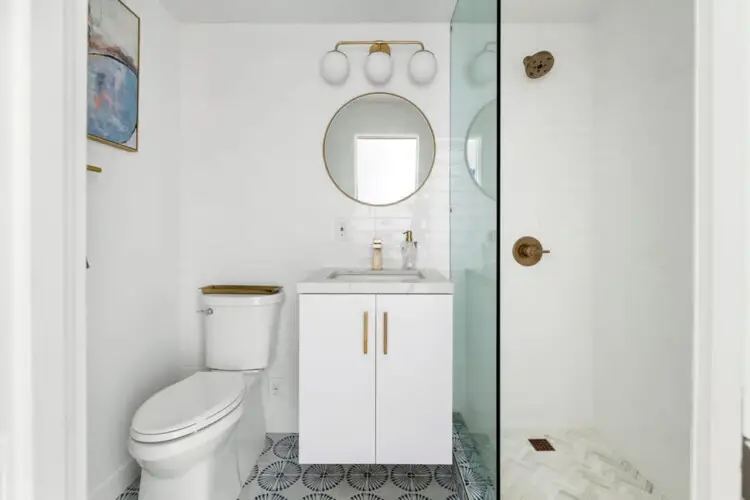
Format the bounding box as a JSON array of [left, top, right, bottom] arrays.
[[450, 0, 497, 495]]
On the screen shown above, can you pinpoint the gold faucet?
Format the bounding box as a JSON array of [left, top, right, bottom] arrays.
[[372, 239, 383, 271]]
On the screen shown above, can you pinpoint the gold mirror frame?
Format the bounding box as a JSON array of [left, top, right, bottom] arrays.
[[464, 99, 497, 201], [322, 92, 437, 207]]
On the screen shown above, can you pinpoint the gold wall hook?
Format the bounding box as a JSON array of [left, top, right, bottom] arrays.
[[513, 236, 550, 266]]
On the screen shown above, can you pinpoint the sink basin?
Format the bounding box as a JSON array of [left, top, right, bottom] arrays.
[[298, 267, 452, 294], [326, 269, 425, 282]]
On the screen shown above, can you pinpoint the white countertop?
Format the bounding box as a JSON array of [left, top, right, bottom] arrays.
[[297, 267, 454, 295]]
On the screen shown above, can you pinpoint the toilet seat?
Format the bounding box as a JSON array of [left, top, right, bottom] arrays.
[[131, 371, 245, 443]]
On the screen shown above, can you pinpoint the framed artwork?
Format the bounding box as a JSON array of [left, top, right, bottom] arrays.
[[87, 0, 140, 152]]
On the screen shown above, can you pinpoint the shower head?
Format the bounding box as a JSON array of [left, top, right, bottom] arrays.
[[523, 51, 554, 79]]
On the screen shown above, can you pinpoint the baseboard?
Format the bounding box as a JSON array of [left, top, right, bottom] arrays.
[[88, 460, 139, 500]]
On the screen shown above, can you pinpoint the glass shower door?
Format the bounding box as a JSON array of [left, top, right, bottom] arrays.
[[450, 0, 498, 497]]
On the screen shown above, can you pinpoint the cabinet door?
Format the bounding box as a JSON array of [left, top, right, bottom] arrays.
[[375, 294, 453, 464], [298, 294, 376, 464]]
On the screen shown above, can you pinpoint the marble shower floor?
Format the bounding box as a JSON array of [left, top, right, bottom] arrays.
[[500, 429, 668, 499]]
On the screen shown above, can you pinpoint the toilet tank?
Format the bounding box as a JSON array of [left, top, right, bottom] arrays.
[[201, 287, 284, 371]]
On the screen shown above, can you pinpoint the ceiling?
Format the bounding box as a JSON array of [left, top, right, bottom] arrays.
[[158, 0, 459, 23], [501, 0, 603, 22]]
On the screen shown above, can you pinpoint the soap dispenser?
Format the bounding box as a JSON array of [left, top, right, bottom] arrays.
[[401, 230, 418, 270]]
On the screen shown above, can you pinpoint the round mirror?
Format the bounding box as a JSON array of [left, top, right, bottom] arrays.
[[465, 99, 497, 200], [323, 92, 436, 206]]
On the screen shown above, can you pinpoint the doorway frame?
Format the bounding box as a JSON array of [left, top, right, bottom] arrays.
[[3, 0, 88, 498], [692, 0, 747, 498]]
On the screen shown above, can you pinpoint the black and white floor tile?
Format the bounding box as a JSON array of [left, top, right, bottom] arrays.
[[238, 434, 459, 500], [116, 414, 496, 500], [115, 481, 139, 500], [451, 413, 496, 500]]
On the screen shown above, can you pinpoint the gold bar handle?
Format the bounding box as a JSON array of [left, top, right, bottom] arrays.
[[383, 312, 388, 355], [363, 311, 368, 354]]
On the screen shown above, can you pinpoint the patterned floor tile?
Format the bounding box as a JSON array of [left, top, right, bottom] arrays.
[[239, 443, 457, 500], [117, 427, 472, 500], [451, 414, 495, 500]]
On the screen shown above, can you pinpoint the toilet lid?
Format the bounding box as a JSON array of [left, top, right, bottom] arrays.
[[130, 371, 245, 443]]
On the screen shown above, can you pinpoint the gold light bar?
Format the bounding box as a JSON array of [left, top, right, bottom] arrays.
[[334, 40, 425, 55]]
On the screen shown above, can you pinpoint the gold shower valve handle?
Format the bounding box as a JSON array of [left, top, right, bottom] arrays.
[[513, 236, 550, 266], [519, 244, 549, 258]]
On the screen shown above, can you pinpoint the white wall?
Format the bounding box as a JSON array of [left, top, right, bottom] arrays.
[[499, 23, 595, 429], [0, 2, 25, 495], [697, 1, 750, 497], [86, 1, 182, 499], [591, 1, 694, 498], [178, 23, 450, 433]]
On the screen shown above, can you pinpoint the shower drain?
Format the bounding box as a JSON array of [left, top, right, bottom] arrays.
[[528, 438, 555, 452]]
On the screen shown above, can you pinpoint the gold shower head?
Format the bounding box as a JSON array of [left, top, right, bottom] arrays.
[[523, 51, 555, 79]]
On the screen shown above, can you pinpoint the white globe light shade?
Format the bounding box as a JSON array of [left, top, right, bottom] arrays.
[[364, 51, 393, 85], [320, 50, 349, 85], [408, 50, 438, 85], [469, 49, 497, 85]]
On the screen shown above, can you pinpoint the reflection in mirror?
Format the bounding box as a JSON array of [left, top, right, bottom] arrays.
[[356, 136, 419, 205], [466, 99, 497, 199], [324, 93, 435, 206]]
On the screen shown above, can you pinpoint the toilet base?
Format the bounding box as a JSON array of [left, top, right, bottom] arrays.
[[136, 376, 266, 500]]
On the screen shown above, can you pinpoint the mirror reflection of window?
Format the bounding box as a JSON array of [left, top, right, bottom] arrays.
[[355, 136, 419, 205], [467, 136, 482, 183]]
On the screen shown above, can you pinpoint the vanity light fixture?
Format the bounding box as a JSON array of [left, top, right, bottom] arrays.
[[469, 41, 497, 85], [320, 40, 437, 86], [320, 49, 350, 85], [408, 49, 438, 85], [365, 51, 393, 84]]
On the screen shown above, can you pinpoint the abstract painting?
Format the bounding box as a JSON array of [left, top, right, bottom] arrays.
[[87, 0, 140, 152]]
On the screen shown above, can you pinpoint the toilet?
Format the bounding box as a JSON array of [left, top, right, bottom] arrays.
[[128, 286, 284, 500]]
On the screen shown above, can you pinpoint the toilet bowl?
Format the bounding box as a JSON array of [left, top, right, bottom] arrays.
[[129, 371, 265, 500], [129, 286, 283, 500]]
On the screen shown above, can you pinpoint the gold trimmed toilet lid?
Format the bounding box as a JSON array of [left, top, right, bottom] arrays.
[[200, 285, 282, 295]]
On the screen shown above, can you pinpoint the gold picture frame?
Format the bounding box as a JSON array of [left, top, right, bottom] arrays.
[[87, 0, 141, 152]]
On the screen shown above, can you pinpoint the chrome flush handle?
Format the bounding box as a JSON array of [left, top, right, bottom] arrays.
[[196, 308, 214, 315]]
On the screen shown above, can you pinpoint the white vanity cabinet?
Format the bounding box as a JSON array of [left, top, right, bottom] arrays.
[[298, 293, 453, 465]]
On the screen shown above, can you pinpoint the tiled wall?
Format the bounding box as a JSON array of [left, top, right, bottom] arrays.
[[591, 2, 693, 497], [498, 23, 596, 429], [178, 23, 451, 433]]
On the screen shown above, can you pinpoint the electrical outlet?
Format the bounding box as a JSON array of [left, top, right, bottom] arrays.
[[270, 378, 283, 397], [335, 219, 348, 241]]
